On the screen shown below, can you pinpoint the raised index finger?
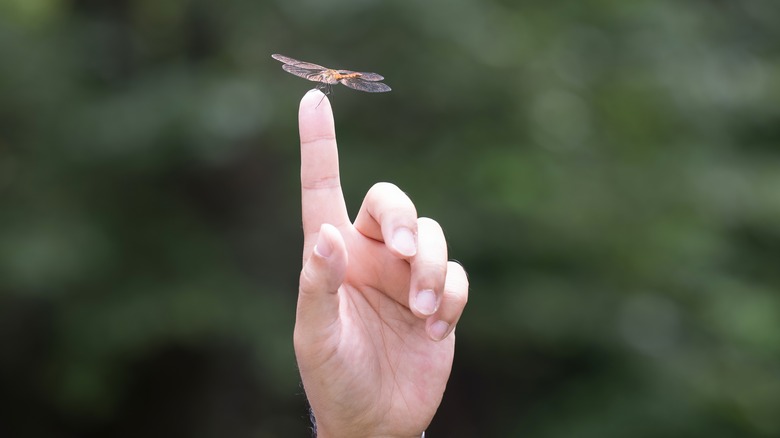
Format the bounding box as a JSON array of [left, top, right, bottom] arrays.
[[299, 90, 350, 256]]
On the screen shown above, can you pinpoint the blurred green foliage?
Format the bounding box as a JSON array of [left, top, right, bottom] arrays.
[[1, 0, 779, 436]]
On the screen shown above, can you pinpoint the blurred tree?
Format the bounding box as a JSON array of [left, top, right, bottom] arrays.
[[1, 0, 779, 437]]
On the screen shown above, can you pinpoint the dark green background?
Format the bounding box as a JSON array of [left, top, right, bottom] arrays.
[[1, 0, 779, 436]]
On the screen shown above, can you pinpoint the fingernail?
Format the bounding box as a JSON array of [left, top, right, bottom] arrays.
[[392, 227, 416, 257], [429, 321, 450, 341], [314, 233, 332, 258], [414, 289, 437, 316]]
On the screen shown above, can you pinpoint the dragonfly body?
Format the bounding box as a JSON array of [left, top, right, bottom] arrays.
[[272, 54, 391, 93], [310, 70, 362, 84]]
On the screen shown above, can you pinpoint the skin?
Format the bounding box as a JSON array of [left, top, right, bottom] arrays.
[[295, 89, 469, 438]]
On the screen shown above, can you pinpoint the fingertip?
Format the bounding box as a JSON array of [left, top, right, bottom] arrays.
[[299, 89, 335, 146], [391, 226, 417, 258], [299, 89, 331, 114], [313, 229, 333, 259], [427, 320, 451, 342], [301, 224, 347, 297], [314, 224, 342, 259], [413, 289, 439, 317]]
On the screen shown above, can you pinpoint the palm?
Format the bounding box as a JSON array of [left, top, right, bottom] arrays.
[[323, 226, 454, 431], [296, 224, 455, 436]]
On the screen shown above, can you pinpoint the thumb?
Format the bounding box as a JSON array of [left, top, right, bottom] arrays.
[[296, 224, 348, 339]]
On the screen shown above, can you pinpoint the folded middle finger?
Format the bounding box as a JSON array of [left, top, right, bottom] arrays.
[[409, 217, 448, 318]]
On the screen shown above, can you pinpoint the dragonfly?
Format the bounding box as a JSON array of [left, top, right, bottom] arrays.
[[271, 54, 391, 95]]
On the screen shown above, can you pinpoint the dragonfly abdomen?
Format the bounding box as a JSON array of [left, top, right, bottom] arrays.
[[332, 72, 362, 80], [316, 70, 362, 83]]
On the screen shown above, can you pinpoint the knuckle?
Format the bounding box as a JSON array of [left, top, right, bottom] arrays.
[[368, 181, 398, 197], [417, 217, 440, 229], [301, 173, 340, 190], [444, 287, 468, 308], [414, 263, 448, 291], [448, 261, 470, 285], [417, 259, 448, 277]]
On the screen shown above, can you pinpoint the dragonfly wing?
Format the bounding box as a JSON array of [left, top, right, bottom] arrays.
[[282, 64, 324, 82], [340, 78, 391, 93], [271, 54, 327, 70], [359, 72, 385, 81]]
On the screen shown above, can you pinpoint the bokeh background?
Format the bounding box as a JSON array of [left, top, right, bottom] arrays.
[[1, 0, 779, 436]]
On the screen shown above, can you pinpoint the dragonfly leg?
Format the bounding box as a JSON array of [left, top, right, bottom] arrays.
[[315, 83, 331, 108]]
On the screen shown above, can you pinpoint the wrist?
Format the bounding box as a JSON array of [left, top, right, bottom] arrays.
[[316, 432, 424, 438], [311, 415, 425, 438], [314, 424, 424, 438]]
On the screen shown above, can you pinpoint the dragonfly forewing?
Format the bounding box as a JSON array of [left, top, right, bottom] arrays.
[[271, 54, 326, 70]]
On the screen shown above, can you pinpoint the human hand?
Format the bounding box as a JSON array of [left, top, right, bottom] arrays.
[[294, 90, 469, 438]]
